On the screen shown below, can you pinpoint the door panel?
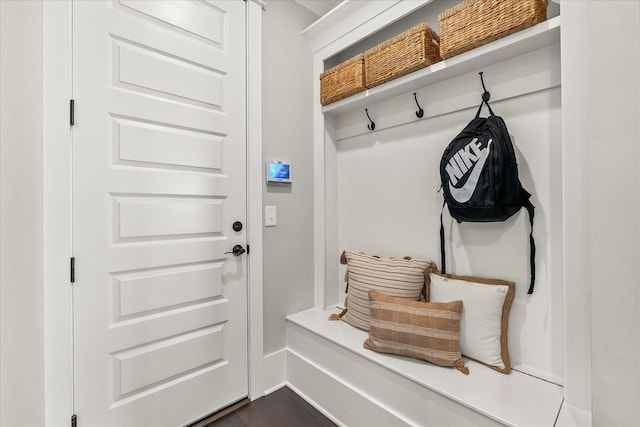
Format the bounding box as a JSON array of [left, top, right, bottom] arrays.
[[72, 1, 247, 426], [114, 261, 224, 318], [114, 117, 224, 171], [114, 38, 225, 108], [118, 0, 226, 46]]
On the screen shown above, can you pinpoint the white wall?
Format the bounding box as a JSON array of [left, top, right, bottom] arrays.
[[562, 3, 640, 424], [262, 1, 317, 355], [588, 5, 640, 423], [0, 1, 45, 426], [575, 2, 640, 424]]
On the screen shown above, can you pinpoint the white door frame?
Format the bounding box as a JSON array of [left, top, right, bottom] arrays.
[[42, 1, 264, 425]]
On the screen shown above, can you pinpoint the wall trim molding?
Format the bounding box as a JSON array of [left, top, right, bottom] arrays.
[[246, 0, 265, 401], [246, 0, 266, 11], [42, 1, 73, 425], [262, 349, 287, 395]]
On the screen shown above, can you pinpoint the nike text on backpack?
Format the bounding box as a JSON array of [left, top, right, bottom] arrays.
[[439, 96, 536, 294]]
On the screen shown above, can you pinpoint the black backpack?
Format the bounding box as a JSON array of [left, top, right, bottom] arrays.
[[439, 97, 536, 294]]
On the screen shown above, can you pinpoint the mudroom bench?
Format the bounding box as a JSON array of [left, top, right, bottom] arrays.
[[286, 308, 563, 427]]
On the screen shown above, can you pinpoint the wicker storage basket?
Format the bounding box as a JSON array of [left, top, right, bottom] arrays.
[[439, 0, 548, 59], [364, 23, 442, 89], [320, 54, 366, 106]]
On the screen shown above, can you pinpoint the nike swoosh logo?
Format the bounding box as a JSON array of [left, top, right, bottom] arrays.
[[449, 139, 492, 203]]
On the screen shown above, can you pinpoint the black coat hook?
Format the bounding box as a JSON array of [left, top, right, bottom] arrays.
[[476, 72, 495, 117], [413, 92, 424, 118], [365, 108, 375, 131], [479, 71, 490, 102]]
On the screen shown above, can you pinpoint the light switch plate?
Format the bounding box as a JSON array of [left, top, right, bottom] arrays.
[[265, 205, 277, 227]]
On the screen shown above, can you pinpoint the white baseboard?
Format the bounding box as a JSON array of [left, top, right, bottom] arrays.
[[285, 381, 345, 427], [262, 348, 287, 395], [555, 402, 592, 427]]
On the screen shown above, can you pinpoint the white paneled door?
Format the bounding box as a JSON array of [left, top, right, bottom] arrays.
[[72, 1, 248, 425]]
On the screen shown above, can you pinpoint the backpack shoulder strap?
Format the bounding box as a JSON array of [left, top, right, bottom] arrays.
[[440, 201, 447, 274], [524, 199, 536, 294], [475, 98, 495, 119]]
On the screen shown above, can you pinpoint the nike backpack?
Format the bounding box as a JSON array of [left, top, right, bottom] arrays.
[[439, 97, 536, 294]]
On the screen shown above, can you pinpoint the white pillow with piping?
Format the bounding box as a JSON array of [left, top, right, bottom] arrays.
[[428, 272, 515, 373]]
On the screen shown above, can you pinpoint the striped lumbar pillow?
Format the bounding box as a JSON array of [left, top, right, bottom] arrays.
[[364, 290, 468, 374], [331, 250, 437, 331]]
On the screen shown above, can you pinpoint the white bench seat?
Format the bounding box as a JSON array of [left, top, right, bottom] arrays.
[[286, 307, 564, 427]]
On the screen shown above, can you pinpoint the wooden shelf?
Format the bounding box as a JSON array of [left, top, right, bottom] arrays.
[[322, 16, 561, 117]]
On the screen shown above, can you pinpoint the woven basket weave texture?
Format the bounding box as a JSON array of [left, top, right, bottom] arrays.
[[364, 23, 442, 89], [320, 54, 366, 106], [439, 0, 548, 59]]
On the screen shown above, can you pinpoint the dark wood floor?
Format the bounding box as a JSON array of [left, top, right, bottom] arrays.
[[205, 387, 336, 427]]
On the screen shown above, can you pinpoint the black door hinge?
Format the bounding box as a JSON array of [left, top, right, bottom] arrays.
[[70, 257, 76, 283], [247, 244, 250, 255], [70, 99, 75, 126], [71, 414, 77, 427]]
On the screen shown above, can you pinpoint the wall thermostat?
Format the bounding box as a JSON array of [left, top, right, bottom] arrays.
[[266, 161, 291, 184]]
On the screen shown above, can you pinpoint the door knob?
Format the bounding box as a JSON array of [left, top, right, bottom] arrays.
[[225, 245, 246, 256]]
